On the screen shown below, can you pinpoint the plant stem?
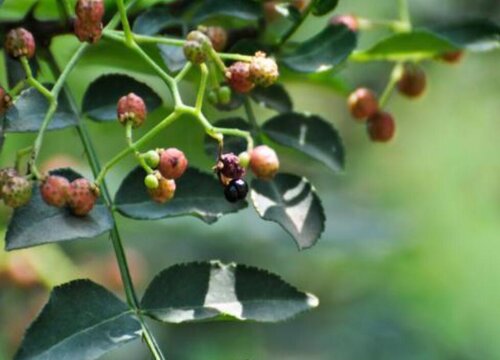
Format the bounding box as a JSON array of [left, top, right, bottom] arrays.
[[397, 0, 412, 30], [195, 64, 208, 113], [116, 0, 134, 45], [15, 146, 33, 172], [174, 62, 192, 83], [379, 62, 404, 108], [125, 122, 154, 174]]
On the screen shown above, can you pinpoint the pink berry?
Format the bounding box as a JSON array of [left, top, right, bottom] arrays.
[[347, 88, 379, 121], [367, 111, 396, 143], [225, 61, 255, 93], [158, 148, 188, 180], [148, 176, 176, 203], [0, 87, 12, 115], [5, 28, 36, 59], [40, 175, 70, 208], [250, 145, 280, 180], [66, 178, 98, 216], [330, 14, 359, 32], [117, 93, 147, 128]]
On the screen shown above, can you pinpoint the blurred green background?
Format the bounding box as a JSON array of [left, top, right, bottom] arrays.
[[1, 0, 500, 359]]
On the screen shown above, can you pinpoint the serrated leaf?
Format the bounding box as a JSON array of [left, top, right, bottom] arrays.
[[158, 44, 188, 73], [311, 0, 339, 16], [251, 84, 293, 113], [351, 30, 459, 62], [141, 261, 318, 323], [4, 87, 78, 133], [5, 168, 113, 251], [431, 19, 500, 51], [251, 174, 325, 249], [115, 167, 246, 224], [262, 112, 344, 172], [15, 279, 141, 360], [192, 0, 261, 23], [203, 118, 251, 157], [132, 6, 184, 35], [281, 24, 357, 73], [82, 74, 162, 122]]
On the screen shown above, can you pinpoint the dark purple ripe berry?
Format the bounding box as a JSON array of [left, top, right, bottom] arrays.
[[224, 178, 248, 203]]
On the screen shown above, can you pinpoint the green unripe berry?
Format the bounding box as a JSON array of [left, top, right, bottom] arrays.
[[238, 151, 250, 168], [218, 86, 231, 105], [144, 173, 159, 189], [144, 150, 160, 169], [207, 90, 218, 105]]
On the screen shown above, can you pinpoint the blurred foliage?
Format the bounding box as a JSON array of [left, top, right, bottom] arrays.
[[1, 0, 499, 359]]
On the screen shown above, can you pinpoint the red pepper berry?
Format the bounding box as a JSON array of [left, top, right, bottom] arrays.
[[66, 178, 98, 216], [250, 145, 280, 180], [249, 52, 279, 88], [347, 88, 379, 121], [40, 175, 70, 208], [148, 175, 176, 203], [226, 61, 254, 93], [5, 28, 36, 59], [440, 51, 464, 64], [397, 63, 427, 98], [117, 93, 147, 128], [330, 14, 359, 32], [366, 111, 396, 143], [2, 176, 33, 208], [0, 87, 13, 115], [158, 148, 188, 180]]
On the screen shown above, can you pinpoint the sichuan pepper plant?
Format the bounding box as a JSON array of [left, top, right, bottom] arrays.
[[0, 0, 498, 359]]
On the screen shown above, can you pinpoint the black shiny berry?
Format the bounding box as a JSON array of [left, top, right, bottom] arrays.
[[224, 178, 248, 203]]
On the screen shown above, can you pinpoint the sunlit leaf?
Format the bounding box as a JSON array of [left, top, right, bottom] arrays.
[[141, 261, 319, 323], [251, 174, 325, 249]]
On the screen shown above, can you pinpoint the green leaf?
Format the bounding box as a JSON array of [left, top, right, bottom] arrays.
[[311, 0, 339, 16], [15, 279, 141, 360], [251, 174, 325, 249], [132, 6, 185, 35], [115, 167, 246, 224], [4, 87, 78, 133], [5, 169, 113, 251], [251, 84, 293, 113], [204, 118, 250, 157], [82, 74, 162, 122], [352, 30, 459, 62], [281, 24, 357, 73], [5, 55, 38, 89], [431, 19, 500, 51], [192, 0, 261, 23], [158, 44, 188, 73], [141, 260, 318, 323], [262, 112, 344, 172]]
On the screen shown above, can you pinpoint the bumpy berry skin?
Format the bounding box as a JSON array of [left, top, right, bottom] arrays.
[[201, 26, 227, 52], [367, 111, 396, 143], [440, 50, 464, 64], [117, 93, 147, 128], [75, 0, 105, 22], [5, 28, 36, 59], [226, 61, 254, 93], [2, 176, 33, 208], [40, 175, 70, 208], [0, 87, 12, 115], [330, 14, 359, 32], [144, 173, 159, 189], [224, 178, 248, 203], [249, 52, 279, 88], [158, 148, 188, 180], [397, 64, 426, 98], [250, 145, 280, 180], [0, 167, 17, 198], [66, 178, 98, 216], [148, 176, 176, 203], [74, 18, 103, 43], [74, 0, 104, 43], [183, 30, 212, 64], [218, 153, 246, 179], [347, 88, 379, 121]]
